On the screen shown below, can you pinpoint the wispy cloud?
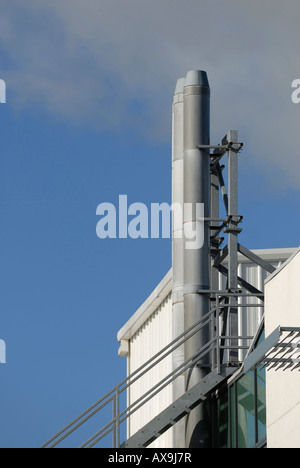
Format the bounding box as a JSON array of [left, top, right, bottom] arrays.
[[0, 0, 299, 187]]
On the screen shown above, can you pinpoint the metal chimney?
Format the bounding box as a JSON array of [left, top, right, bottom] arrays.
[[183, 70, 211, 448], [172, 77, 186, 448]]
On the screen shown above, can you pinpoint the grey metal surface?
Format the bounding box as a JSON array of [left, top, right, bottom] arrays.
[[122, 366, 235, 448], [244, 327, 300, 374], [218, 264, 264, 299], [171, 77, 186, 448], [243, 327, 280, 374], [237, 243, 276, 274], [227, 131, 240, 363], [183, 70, 211, 448]]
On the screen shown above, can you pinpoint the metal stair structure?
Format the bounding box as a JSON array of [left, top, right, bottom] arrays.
[[41, 290, 266, 449], [122, 366, 235, 448], [41, 319, 300, 448]]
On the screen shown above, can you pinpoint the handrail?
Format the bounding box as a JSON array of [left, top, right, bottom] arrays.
[[41, 292, 262, 448], [42, 311, 213, 447], [42, 307, 215, 448]]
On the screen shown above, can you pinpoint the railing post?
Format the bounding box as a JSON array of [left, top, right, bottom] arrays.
[[216, 294, 221, 374], [116, 387, 120, 448], [211, 298, 216, 371], [112, 394, 116, 448]]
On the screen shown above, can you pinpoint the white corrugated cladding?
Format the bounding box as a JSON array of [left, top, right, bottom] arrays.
[[129, 294, 173, 448], [237, 262, 265, 361], [117, 248, 296, 448]]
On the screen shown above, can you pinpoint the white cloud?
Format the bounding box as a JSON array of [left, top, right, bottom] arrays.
[[0, 0, 300, 187]]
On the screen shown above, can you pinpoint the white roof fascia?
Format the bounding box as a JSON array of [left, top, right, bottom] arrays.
[[117, 268, 172, 344]]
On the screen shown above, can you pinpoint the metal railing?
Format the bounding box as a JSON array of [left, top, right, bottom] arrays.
[[41, 291, 263, 448]]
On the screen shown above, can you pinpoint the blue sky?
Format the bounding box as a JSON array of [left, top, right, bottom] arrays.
[[0, 0, 299, 448]]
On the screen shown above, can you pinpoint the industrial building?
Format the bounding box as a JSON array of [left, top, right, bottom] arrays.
[[117, 247, 299, 448], [43, 70, 300, 449], [116, 70, 300, 449]]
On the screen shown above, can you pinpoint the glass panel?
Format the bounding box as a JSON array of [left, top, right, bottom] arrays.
[[237, 371, 256, 448], [256, 365, 266, 442], [213, 390, 229, 448], [230, 385, 236, 448], [213, 326, 267, 449]]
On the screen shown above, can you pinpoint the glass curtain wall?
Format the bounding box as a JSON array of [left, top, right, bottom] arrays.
[[212, 330, 266, 448]]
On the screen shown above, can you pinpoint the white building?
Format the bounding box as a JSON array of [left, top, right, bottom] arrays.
[[265, 247, 300, 448], [117, 247, 298, 448]]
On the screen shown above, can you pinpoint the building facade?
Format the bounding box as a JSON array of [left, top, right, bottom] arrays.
[[117, 247, 298, 448], [265, 247, 300, 448]]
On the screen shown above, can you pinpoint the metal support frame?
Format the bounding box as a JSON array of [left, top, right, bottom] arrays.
[[42, 294, 259, 449], [209, 131, 242, 365], [207, 130, 278, 368], [237, 244, 276, 274], [225, 131, 240, 362]]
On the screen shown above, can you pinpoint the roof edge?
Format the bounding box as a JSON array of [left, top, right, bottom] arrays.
[[264, 246, 300, 285], [117, 268, 172, 343]]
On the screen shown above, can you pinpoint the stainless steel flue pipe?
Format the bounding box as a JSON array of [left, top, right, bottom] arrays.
[[172, 77, 186, 448], [183, 70, 211, 448]]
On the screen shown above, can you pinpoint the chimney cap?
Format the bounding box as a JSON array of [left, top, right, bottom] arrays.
[[174, 78, 185, 95], [185, 70, 209, 88]]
